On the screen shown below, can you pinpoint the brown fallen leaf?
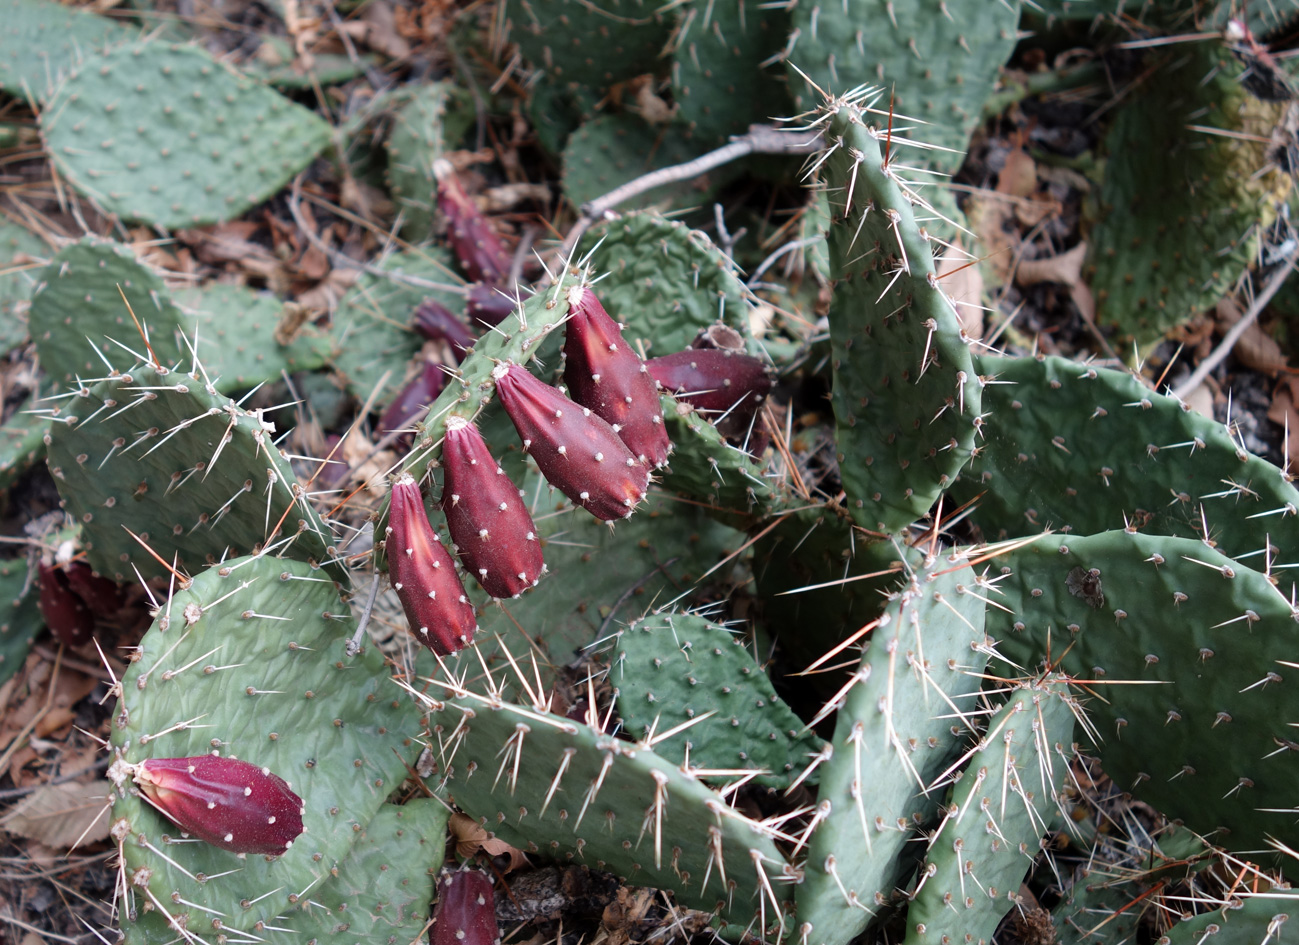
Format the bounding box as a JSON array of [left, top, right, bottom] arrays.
[[965, 193, 1017, 287], [936, 242, 985, 342], [448, 811, 529, 870], [1, 780, 112, 849], [997, 148, 1038, 199], [1216, 296, 1289, 376], [1268, 374, 1299, 471]]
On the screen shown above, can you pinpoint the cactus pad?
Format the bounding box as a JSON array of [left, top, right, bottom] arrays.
[[0, 396, 50, 492], [561, 113, 709, 211], [385, 82, 474, 242], [994, 529, 1299, 851], [44, 362, 342, 583], [0, 0, 128, 99], [42, 41, 331, 228], [0, 557, 39, 686], [108, 554, 428, 945], [611, 611, 826, 788]]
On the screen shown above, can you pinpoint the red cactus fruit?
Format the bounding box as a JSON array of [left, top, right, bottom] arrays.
[[466, 284, 516, 328], [38, 563, 94, 647], [441, 416, 544, 599], [412, 300, 474, 358], [378, 361, 445, 447], [62, 561, 123, 615], [432, 868, 499, 945], [562, 284, 671, 468], [434, 160, 511, 286], [386, 473, 478, 655], [133, 755, 304, 855], [645, 349, 773, 417], [492, 362, 649, 522]]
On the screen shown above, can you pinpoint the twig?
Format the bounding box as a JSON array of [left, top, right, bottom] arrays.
[[554, 124, 823, 272], [713, 203, 745, 258], [1171, 252, 1298, 401], [288, 176, 467, 295], [346, 574, 384, 656], [748, 236, 824, 287], [0, 757, 111, 800]]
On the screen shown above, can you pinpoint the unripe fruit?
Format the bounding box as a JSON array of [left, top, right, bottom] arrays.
[[386, 473, 478, 655], [442, 416, 544, 599], [562, 284, 671, 468], [133, 755, 304, 855], [492, 362, 649, 522]]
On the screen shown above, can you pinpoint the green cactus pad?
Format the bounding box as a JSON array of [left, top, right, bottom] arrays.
[[1160, 895, 1299, 944], [610, 611, 826, 788], [993, 529, 1299, 851], [174, 283, 332, 389], [795, 553, 991, 945], [385, 82, 475, 241], [108, 554, 428, 945], [331, 248, 463, 410], [821, 100, 981, 533], [422, 688, 795, 932], [787, 0, 1021, 175], [30, 238, 185, 389], [583, 211, 751, 356], [44, 362, 343, 584], [1087, 44, 1290, 344], [0, 557, 39, 686], [42, 41, 332, 228], [511, 0, 675, 95], [292, 800, 449, 944], [0, 218, 47, 355], [560, 113, 712, 212], [658, 396, 779, 520], [670, 1, 791, 148], [955, 354, 1299, 569], [0, 0, 129, 99], [448, 470, 745, 691], [1052, 869, 1143, 945], [0, 396, 50, 493], [904, 676, 1077, 945]]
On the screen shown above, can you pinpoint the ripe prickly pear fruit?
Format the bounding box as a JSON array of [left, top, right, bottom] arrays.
[[386, 473, 479, 655], [378, 361, 445, 447], [434, 160, 511, 286], [432, 868, 500, 945], [492, 362, 650, 522], [466, 283, 516, 328], [441, 416, 544, 600], [645, 349, 772, 416], [562, 284, 671, 468], [62, 561, 123, 615], [38, 563, 94, 647], [412, 300, 474, 358], [132, 755, 305, 855]]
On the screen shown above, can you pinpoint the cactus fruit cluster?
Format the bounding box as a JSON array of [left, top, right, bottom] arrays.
[[6, 1, 1299, 944]]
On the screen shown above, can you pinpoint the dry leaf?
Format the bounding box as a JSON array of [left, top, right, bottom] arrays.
[[997, 148, 1037, 199], [1014, 242, 1087, 288], [1, 780, 112, 848], [1216, 296, 1289, 376], [1269, 376, 1299, 470], [448, 811, 529, 870], [936, 243, 985, 342], [965, 194, 1017, 287]]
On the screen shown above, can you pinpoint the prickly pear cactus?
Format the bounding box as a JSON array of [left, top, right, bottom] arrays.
[[584, 211, 751, 355], [610, 611, 826, 788], [820, 96, 981, 533], [0, 218, 46, 354], [0, 0, 128, 99], [44, 362, 343, 584], [787, 0, 1021, 174], [1086, 43, 1291, 344], [42, 41, 332, 228], [795, 554, 990, 945], [0, 396, 50, 493], [560, 113, 708, 211], [385, 82, 474, 242], [955, 354, 1299, 564], [0, 557, 39, 685], [994, 529, 1299, 851], [418, 681, 797, 934], [30, 238, 185, 388], [904, 676, 1077, 945], [107, 554, 431, 945]]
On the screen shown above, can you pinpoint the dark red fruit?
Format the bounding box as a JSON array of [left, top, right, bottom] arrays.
[[133, 755, 304, 855], [442, 416, 544, 599], [466, 283, 516, 328], [38, 563, 94, 647], [63, 561, 123, 617], [492, 362, 649, 522], [562, 284, 671, 468], [379, 361, 445, 447], [412, 300, 474, 358], [434, 160, 511, 286], [432, 868, 499, 945], [645, 349, 772, 416], [386, 473, 478, 655]]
